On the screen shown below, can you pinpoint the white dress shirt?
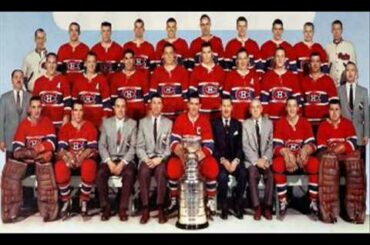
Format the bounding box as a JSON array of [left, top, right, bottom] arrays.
[[346, 82, 357, 103], [13, 89, 23, 107]]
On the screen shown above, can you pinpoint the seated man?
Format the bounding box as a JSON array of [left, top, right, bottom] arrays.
[[2, 96, 58, 223], [272, 97, 319, 220], [96, 97, 137, 222], [136, 93, 173, 224], [212, 97, 246, 220], [55, 100, 98, 219], [317, 99, 365, 224], [167, 92, 219, 215], [242, 99, 274, 221]]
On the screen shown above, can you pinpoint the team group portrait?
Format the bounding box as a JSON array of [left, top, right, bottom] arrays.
[[0, 11, 369, 233]]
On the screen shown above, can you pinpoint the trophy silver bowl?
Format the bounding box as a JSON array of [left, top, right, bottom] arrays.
[[176, 135, 209, 230]]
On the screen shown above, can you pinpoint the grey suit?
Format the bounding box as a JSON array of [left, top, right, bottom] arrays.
[[96, 116, 137, 212], [242, 116, 274, 208], [339, 84, 369, 146], [0, 90, 31, 157], [136, 115, 172, 207]]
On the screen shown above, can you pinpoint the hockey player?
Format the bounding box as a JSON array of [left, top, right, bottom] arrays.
[[223, 48, 260, 121], [260, 19, 297, 73], [166, 92, 219, 216], [33, 52, 71, 128], [110, 49, 149, 121], [154, 17, 190, 68], [224, 16, 261, 72], [72, 52, 112, 128], [189, 14, 225, 69], [189, 42, 226, 120], [91, 22, 123, 79], [301, 52, 338, 134], [57, 22, 89, 87], [55, 100, 98, 219], [272, 97, 319, 219], [294, 22, 329, 76], [260, 47, 301, 122], [150, 43, 189, 120]]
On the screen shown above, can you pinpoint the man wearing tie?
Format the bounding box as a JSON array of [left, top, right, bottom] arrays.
[[136, 93, 172, 224], [242, 99, 274, 220], [0, 70, 31, 160], [212, 97, 246, 220], [97, 97, 137, 222], [339, 62, 369, 160]]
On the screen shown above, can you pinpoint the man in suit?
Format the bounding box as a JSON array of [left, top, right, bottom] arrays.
[[0, 69, 31, 160], [242, 99, 274, 220], [97, 97, 137, 222], [212, 97, 246, 220], [339, 62, 369, 160], [136, 93, 172, 224]]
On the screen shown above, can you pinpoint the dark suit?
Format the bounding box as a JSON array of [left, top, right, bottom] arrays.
[[212, 117, 247, 210]]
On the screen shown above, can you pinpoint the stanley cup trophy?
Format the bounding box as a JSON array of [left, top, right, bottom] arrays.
[[176, 135, 209, 230]]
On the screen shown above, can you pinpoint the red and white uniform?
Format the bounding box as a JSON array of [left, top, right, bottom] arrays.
[[260, 70, 302, 121], [260, 40, 297, 73], [123, 41, 156, 75], [57, 42, 90, 87], [155, 38, 190, 67], [91, 41, 123, 78], [33, 74, 71, 127], [301, 74, 338, 125], [223, 69, 261, 121], [55, 121, 98, 201], [150, 65, 189, 119], [224, 37, 261, 72], [12, 116, 56, 153], [110, 70, 149, 121], [272, 116, 319, 201], [189, 36, 225, 69], [168, 113, 219, 197], [189, 63, 226, 119], [317, 117, 358, 154], [72, 73, 112, 128], [293, 41, 329, 75]]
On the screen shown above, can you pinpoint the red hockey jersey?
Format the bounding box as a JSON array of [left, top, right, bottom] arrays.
[[123, 41, 156, 72], [58, 120, 98, 152], [170, 113, 214, 156], [189, 36, 225, 68], [293, 41, 329, 74], [260, 40, 297, 73], [223, 69, 261, 121], [91, 41, 123, 75], [72, 73, 112, 128], [155, 38, 190, 67], [189, 63, 226, 114], [33, 74, 72, 126], [273, 116, 316, 156], [317, 117, 357, 154], [260, 70, 302, 121], [301, 74, 338, 123], [150, 65, 189, 117], [13, 116, 56, 152]]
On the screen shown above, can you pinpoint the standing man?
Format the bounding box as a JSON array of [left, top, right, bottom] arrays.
[[136, 93, 172, 224], [22, 28, 47, 92], [57, 22, 90, 88], [0, 70, 31, 160], [326, 20, 357, 87], [96, 97, 137, 222], [212, 97, 246, 220], [339, 62, 369, 160], [242, 99, 274, 221]]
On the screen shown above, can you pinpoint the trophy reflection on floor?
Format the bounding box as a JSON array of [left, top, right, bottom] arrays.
[[176, 135, 209, 230]]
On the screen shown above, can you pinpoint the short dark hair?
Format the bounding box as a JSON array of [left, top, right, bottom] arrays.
[[286, 96, 300, 106], [275, 47, 286, 55], [272, 18, 283, 28], [101, 21, 112, 28], [310, 52, 322, 60], [163, 42, 175, 52], [29, 96, 41, 105], [304, 22, 314, 30], [150, 92, 162, 101], [236, 16, 247, 25], [46, 52, 58, 61], [34, 28, 45, 38], [123, 48, 135, 57], [134, 18, 144, 26], [200, 14, 211, 22], [187, 91, 200, 101], [86, 51, 97, 59], [11, 69, 23, 79], [221, 95, 232, 103], [69, 22, 81, 34], [236, 47, 249, 57], [201, 42, 212, 51], [166, 17, 177, 24], [329, 99, 341, 107], [72, 100, 84, 109], [332, 19, 343, 29]]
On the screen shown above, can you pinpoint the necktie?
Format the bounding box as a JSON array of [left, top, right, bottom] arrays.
[[349, 84, 354, 111], [116, 126, 122, 151], [16, 91, 21, 114], [256, 120, 262, 158], [224, 119, 230, 135], [153, 117, 158, 144]]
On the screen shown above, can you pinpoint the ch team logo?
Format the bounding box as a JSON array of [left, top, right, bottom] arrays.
[[26, 138, 42, 148], [307, 92, 322, 103], [81, 93, 96, 104], [286, 141, 302, 152], [67, 61, 81, 71], [235, 89, 253, 100], [70, 140, 85, 151], [135, 57, 147, 67], [121, 89, 137, 100], [196, 127, 202, 135], [272, 89, 288, 101], [161, 85, 176, 96], [41, 93, 58, 104], [202, 84, 219, 96]]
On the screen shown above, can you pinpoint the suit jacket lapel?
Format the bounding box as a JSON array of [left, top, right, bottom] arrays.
[[354, 85, 360, 109]]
